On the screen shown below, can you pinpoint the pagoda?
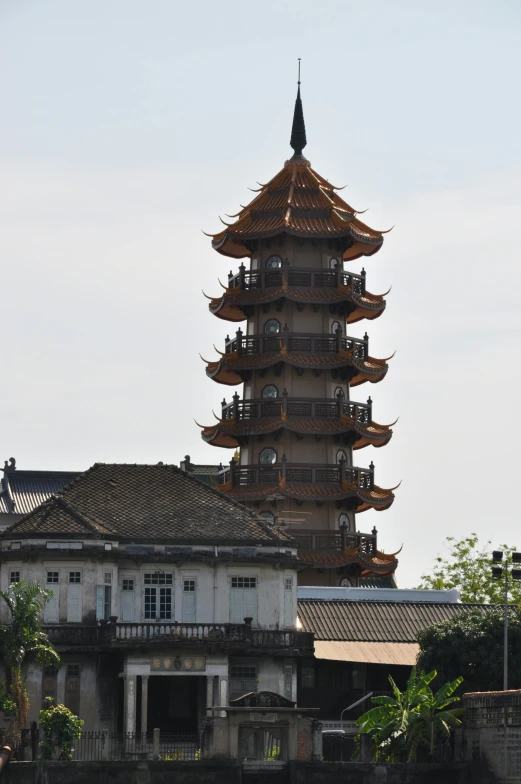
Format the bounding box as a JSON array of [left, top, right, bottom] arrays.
[[199, 81, 399, 586]]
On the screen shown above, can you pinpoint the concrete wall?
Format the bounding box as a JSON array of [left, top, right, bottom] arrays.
[[2, 760, 474, 784], [458, 690, 521, 784]]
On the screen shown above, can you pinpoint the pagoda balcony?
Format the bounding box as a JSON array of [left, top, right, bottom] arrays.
[[219, 459, 375, 490], [221, 392, 372, 425], [42, 622, 314, 654], [288, 528, 378, 554], [224, 328, 368, 358], [228, 262, 366, 294]]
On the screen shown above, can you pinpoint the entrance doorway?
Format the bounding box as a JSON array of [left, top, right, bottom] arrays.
[[146, 676, 205, 734]]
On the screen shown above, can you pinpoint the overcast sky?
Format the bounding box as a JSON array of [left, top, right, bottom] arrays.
[[1, 0, 520, 587]]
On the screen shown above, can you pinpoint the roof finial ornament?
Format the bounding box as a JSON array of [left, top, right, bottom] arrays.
[[290, 58, 307, 159]]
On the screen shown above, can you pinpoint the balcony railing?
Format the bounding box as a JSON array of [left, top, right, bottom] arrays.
[[221, 392, 372, 424], [42, 622, 314, 652], [289, 529, 377, 555], [228, 263, 366, 295], [224, 329, 368, 358], [219, 459, 375, 490]]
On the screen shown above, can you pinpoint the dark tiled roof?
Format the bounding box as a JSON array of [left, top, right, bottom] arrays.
[[0, 470, 79, 515], [3, 463, 293, 545], [297, 600, 492, 643]]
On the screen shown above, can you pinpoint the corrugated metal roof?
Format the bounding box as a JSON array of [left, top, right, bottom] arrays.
[[297, 600, 491, 643], [314, 640, 419, 666]]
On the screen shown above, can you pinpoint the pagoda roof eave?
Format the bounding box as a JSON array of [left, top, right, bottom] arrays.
[[212, 229, 382, 262], [297, 547, 398, 575], [205, 352, 389, 387], [215, 480, 395, 511], [199, 418, 393, 450]]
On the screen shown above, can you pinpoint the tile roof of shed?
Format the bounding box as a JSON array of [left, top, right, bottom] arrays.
[[0, 470, 79, 515], [3, 463, 293, 545], [296, 600, 492, 644]]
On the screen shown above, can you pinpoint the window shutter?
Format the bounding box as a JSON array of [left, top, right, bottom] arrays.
[[44, 592, 59, 623], [229, 589, 244, 624], [67, 585, 82, 623], [96, 586, 105, 621], [182, 592, 196, 623], [121, 590, 135, 622], [284, 588, 294, 628]]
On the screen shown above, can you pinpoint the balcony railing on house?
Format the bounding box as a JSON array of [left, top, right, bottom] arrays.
[[219, 459, 375, 490], [42, 622, 314, 652], [224, 329, 368, 359], [227, 263, 366, 295], [289, 529, 377, 555], [221, 392, 372, 424]]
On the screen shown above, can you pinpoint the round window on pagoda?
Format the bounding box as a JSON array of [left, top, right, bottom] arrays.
[[340, 577, 352, 587], [260, 511, 276, 524], [336, 450, 347, 464], [262, 385, 279, 399], [331, 321, 342, 334], [266, 255, 282, 269], [260, 448, 277, 465], [339, 513, 350, 529], [329, 257, 340, 269], [264, 319, 281, 334]]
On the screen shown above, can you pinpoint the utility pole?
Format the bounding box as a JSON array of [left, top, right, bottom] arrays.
[[491, 550, 521, 690]]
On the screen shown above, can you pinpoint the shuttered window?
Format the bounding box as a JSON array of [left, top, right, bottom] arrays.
[[229, 576, 258, 625]]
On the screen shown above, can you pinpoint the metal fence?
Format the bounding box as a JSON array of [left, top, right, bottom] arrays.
[[3, 728, 201, 762]]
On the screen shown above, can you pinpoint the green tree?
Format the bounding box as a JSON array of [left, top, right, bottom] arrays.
[[417, 607, 521, 693], [417, 533, 521, 604], [356, 669, 464, 762], [38, 700, 83, 760], [0, 581, 61, 729]]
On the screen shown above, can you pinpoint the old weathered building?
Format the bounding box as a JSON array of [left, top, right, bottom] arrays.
[[0, 463, 313, 737]]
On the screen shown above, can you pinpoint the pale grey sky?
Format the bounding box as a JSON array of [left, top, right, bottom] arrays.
[[1, 0, 520, 586]]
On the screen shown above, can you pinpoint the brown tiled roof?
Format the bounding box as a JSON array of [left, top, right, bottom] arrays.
[[3, 463, 293, 545], [217, 480, 394, 511], [205, 350, 388, 387], [209, 161, 386, 261], [297, 600, 491, 643], [209, 285, 385, 326], [200, 416, 392, 450]]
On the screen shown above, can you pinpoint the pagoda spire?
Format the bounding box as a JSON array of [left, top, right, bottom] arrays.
[[290, 59, 307, 157]]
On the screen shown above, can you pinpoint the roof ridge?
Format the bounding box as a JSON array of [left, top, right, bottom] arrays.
[[54, 495, 114, 536]]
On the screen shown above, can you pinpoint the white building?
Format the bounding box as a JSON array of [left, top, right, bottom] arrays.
[[0, 462, 313, 736]]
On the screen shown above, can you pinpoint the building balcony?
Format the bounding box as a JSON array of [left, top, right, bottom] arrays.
[[42, 622, 314, 654], [224, 328, 368, 359], [289, 528, 377, 555], [221, 392, 372, 424], [215, 458, 395, 511], [219, 459, 375, 491], [227, 263, 366, 294]]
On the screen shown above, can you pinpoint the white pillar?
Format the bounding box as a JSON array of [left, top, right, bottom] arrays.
[[123, 674, 137, 735], [141, 675, 149, 736], [206, 676, 213, 716], [219, 676, 228, 717]]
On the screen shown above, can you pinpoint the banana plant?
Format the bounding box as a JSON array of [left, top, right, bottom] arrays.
[[355, 668, 464, 762]]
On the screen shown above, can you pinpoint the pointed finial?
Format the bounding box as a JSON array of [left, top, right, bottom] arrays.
[[290, 59, 307, 157]]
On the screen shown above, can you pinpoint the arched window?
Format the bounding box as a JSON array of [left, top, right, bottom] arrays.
[[340, 577, 352, 587], [260, 511, 276, 524], [336, 450, 347, 464], [262, 385, 278, 399], [266, 255, 282, 269], [331, 321, 342, 334], [260, 448, 277, 465], [264, 319, 281, 334], [329, 257, 340, 269], [339, 513, 350, 529], [334, 386, 344, 399]]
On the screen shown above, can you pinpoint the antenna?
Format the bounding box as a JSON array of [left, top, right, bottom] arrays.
[[298, 58, 301, 85]]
